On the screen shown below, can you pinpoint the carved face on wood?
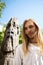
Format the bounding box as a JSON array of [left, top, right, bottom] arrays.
[[5, 17, 20, 39], [1, 17, 20, 52]]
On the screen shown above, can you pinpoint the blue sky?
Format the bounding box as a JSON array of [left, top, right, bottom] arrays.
[[0, 0, 43, 29]]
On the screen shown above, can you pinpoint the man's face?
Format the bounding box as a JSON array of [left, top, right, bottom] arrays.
[[24, 20, 37, 38], [2, 18, 20, 52], [4, 18, 20, 43]]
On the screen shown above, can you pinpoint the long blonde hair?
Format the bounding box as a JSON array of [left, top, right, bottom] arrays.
[[22, 18, 43, 55]]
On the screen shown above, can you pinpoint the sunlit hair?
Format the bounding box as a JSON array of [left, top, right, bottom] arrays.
[[22, 18, 43, 55]]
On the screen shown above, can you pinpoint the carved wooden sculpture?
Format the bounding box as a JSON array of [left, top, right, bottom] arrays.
[[0, 17, 20, 65]]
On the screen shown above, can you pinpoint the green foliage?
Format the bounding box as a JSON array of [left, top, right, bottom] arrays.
[[19, 26, 22, 44], [0, 32, 4, 46], [0, 25, 6, 46], [0, 1, 6, 17], [19, 33, 22, 44]]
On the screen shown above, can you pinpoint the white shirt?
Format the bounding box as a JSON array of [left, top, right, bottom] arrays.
[[14, 43, 43, 65]]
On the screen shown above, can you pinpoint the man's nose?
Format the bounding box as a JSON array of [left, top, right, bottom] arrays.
[[27, 27, 30, 32], [10, 28, 14, 34]]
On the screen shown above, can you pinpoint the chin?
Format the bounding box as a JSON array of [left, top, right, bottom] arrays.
[[28, 35, 35, 39]]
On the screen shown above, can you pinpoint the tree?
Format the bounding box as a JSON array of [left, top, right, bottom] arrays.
[[0, 0, 6, 18]]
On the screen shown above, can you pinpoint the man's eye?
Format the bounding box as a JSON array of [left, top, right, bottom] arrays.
[[24, 27, 27, 30], [29, 25, 34, 28]]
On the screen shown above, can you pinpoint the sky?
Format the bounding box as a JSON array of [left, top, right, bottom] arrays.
[[0, 0, 43, 29]]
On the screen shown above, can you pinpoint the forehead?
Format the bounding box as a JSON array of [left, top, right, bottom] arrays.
[[12, 17, 19, 25], [7, 18, 19, 27], [25, 20, 35, 27]]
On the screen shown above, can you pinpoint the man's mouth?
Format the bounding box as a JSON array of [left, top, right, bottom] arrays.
[[28, 31, 34, 35]]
